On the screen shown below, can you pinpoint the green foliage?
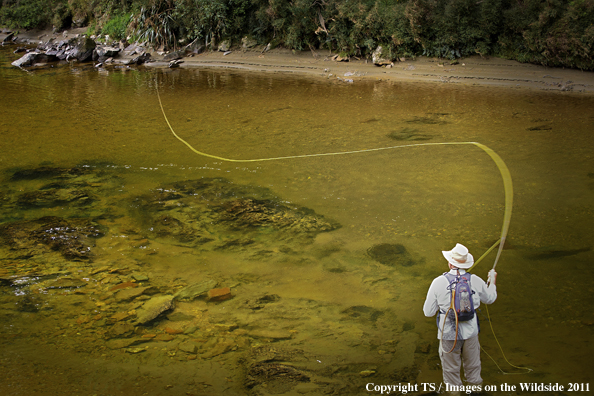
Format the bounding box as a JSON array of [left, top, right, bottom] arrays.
[[0, 0, 68, 29], [179, 0, 230, 46], [1, 0, 592, 70], [132, 0, 179, 49], [130, 0, 250, 49], [499, 0, 594, 69], [100, 12, 130, 40]]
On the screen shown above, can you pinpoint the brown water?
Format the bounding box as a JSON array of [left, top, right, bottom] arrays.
[[1, 46, 593, 395]]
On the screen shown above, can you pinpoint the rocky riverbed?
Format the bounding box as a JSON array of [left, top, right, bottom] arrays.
[[0, 162, 438, 395]]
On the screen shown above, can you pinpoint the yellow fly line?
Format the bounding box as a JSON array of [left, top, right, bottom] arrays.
[[157, 88, 512, 270]]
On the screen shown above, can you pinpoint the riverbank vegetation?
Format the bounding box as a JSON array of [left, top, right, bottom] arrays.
[[1, 0, 593, 70]]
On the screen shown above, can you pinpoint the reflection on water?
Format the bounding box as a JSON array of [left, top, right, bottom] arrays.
[[1, 46, 593, 395]]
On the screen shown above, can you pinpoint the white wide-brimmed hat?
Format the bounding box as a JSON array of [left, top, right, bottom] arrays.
[[442, 243, 474, 269]]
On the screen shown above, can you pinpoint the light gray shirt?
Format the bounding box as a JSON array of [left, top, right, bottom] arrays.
[[423, 269, 497, 339]]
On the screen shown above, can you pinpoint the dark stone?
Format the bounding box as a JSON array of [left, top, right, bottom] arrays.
[[341, 305, 385, 323], [16, 189, 95, 208], [150, 214, 212, 244], [2, 32, 14, 43], [402, 321, 415, 331], [0, 216, 105, 261], [16, 294, 42, 312], [387, 127, 433, 141], [65, 36, 96, 62], [524, 247, 591, 260], [246, 294, 281, 310], [9, 165, 91, 181], [245, 362, 309, 390], [135, 178, 340, 252], [367, 243, 416, 266], [526, 124, 553, 131], [405, 115, 448, 125], [219, 197, 338, 233], [131, 52, 151, 65]]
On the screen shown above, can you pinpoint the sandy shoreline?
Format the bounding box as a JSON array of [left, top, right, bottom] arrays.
[[150, 49, 594, 94], [4, 27, 594, 94]]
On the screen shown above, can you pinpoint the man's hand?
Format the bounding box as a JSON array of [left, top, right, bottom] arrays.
[[487, 269, 497, 286]]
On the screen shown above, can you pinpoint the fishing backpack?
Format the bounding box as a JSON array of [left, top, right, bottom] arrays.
[[444, 271, 475, 322]]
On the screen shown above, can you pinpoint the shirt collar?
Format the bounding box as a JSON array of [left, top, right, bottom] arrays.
[[449, 268, 467, 275]]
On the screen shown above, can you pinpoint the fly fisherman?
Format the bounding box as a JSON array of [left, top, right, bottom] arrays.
[[423, 243, 497, 393]]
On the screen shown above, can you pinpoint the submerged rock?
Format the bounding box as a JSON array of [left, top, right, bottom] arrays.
[[174, 279, 217, 301], [220, 198, 337, 233], [107, 322, 135, 339], [16, 188, 95, 208], [115, 286, 157, 302], [136, 295, 175, 324], [207, 287, 233, 302], [134, 178, 340, 251], [387, 127, 433, 141], [367, 243, 416, 266], [47, 277, 87, 289], [341, 305, 385, 324], [9, 165, 92, 181], [248, 329, 293, 340], [245, 362, 310, 390], [0, 216, 105, 261], [178, 341, 199, 354]]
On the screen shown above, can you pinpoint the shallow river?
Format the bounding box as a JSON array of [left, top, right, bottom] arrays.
[[1, 46, 593, 395]]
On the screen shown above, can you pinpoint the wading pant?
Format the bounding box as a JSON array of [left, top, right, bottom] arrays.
[[439, 335, 483, 387]]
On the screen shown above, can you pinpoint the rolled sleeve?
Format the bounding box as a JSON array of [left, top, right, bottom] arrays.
[[471, 274, 497, 305]]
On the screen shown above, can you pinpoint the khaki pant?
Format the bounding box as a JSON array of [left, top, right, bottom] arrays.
[[438, 335, 483, 387]]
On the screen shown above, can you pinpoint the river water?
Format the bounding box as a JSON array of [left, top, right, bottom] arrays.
[[1, 46, 593, 395]]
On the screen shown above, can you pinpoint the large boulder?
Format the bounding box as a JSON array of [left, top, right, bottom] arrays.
[[2, 31, 14, 43], [65, 36, 96, 62], [372, 45, 392, 66], [11, 51, 56, 67]]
